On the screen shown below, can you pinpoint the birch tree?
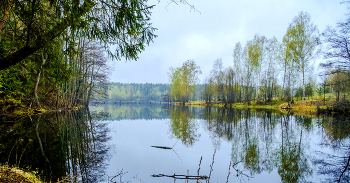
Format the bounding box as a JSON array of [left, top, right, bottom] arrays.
[[284, 11, 320, 100], [210, 58, 225, 102], [233, 42, 243, 102]]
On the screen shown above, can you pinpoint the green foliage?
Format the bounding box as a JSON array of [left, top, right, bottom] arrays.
[[245, 142, 259, 173], [0, 37, 76, 111], [295, 87, 303, 100], [305, 83, 313, 99], [169, 60, 202, 103], [283, 11, 319, 100], [248, 35, 263, 71], [0, 0, 157, 70], [170, 67, 183, 102], [169, 106, 198, 147], [0, 0, 157, 111], [316, 87, 323, 97]]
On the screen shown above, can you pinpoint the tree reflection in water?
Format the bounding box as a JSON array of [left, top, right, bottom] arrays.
[[313, 116, 350, 182], [204, 109, 314, 182], [277, 115, 312, 183], [168, 106, 350, 182], [168, 106, 200, 147], [0, 108, 111, 182], [3, 105, 345, 182]]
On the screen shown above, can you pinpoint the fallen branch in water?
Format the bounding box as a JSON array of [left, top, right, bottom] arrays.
[[151, 174, 209, 180], [151, 146, 172, 149], [151, 139, 183, 164]]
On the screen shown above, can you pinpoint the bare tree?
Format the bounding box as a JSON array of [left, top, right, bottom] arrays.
[[321, 21, 350, 71]]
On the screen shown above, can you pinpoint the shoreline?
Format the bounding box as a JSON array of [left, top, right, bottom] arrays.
[[173, 99, 349, 117], [0, 99, 348, 117]]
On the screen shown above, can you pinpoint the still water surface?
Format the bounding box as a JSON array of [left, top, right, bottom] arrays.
[[1, 104, 349, 182]]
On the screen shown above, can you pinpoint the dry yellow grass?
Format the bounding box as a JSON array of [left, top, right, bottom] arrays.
[[0, 166, 42, 183]]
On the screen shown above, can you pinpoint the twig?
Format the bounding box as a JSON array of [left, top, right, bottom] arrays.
[[337, 153, 350, 182], [172, 148, 183, 165], [226, 161, 231, 183], [231, 160, 253, 179], [209, 149, 216, 178], [197, 156, 202, 176], [172, 139, 179, 148]]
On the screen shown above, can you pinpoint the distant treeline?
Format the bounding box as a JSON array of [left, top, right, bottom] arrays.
[[108, 82, 170, 101], [107, 82, 204, 101]]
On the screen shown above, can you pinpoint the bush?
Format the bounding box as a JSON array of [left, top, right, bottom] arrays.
[[334, 99, 350, 112]]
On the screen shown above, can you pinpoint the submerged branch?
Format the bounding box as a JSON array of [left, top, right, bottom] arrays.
[[151, 174, 209, 180]]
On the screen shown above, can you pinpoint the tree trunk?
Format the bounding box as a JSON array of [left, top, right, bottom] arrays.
[[34, 53, 47, 108], [323, 84, 326, 105], [86, 61, 95, 106], [303, 65, 306, 101]]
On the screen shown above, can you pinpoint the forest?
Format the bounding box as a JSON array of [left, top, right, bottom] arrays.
[[1, 0, 349, 113], [0, 0, 156, 113], [107, 82, 170, 101], [169, 11, 350, 110], [106, 82, 208, 102]]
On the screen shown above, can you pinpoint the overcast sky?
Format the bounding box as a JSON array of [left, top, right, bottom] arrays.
[[109, 0, 348, 84]]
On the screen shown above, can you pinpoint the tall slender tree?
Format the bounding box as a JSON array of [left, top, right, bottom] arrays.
[[233, 42, 243, 103], [283, 11, 320, 100]]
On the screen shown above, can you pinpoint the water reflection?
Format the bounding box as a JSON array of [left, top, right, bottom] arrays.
[[0, 108, 110, 182], [277, 116, 312, 183], [168, 106, 199, 147], [313, 116, 350, 182], [1, 105, 350, 182], [166, 106, 350, 182], [97, 104, 169, 120]]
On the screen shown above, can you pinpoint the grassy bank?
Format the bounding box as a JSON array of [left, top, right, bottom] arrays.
[[0, 165, 42, 183], [179, 93, 349, 116]]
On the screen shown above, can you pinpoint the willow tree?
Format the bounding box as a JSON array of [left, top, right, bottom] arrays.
[[168, 60, 201, 105], [283, 11, 320, 101]]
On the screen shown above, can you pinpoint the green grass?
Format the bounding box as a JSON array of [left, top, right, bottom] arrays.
[[183, 93, 349, 115]]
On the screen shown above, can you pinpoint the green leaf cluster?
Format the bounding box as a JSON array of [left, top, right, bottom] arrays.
[[169, 60, 201, 103]]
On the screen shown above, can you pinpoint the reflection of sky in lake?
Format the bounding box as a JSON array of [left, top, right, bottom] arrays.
[[106, 118, 253, 183], [89, 104, 350, 183]]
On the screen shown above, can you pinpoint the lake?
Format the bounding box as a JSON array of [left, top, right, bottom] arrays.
[[0, 104, 349, 182]]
